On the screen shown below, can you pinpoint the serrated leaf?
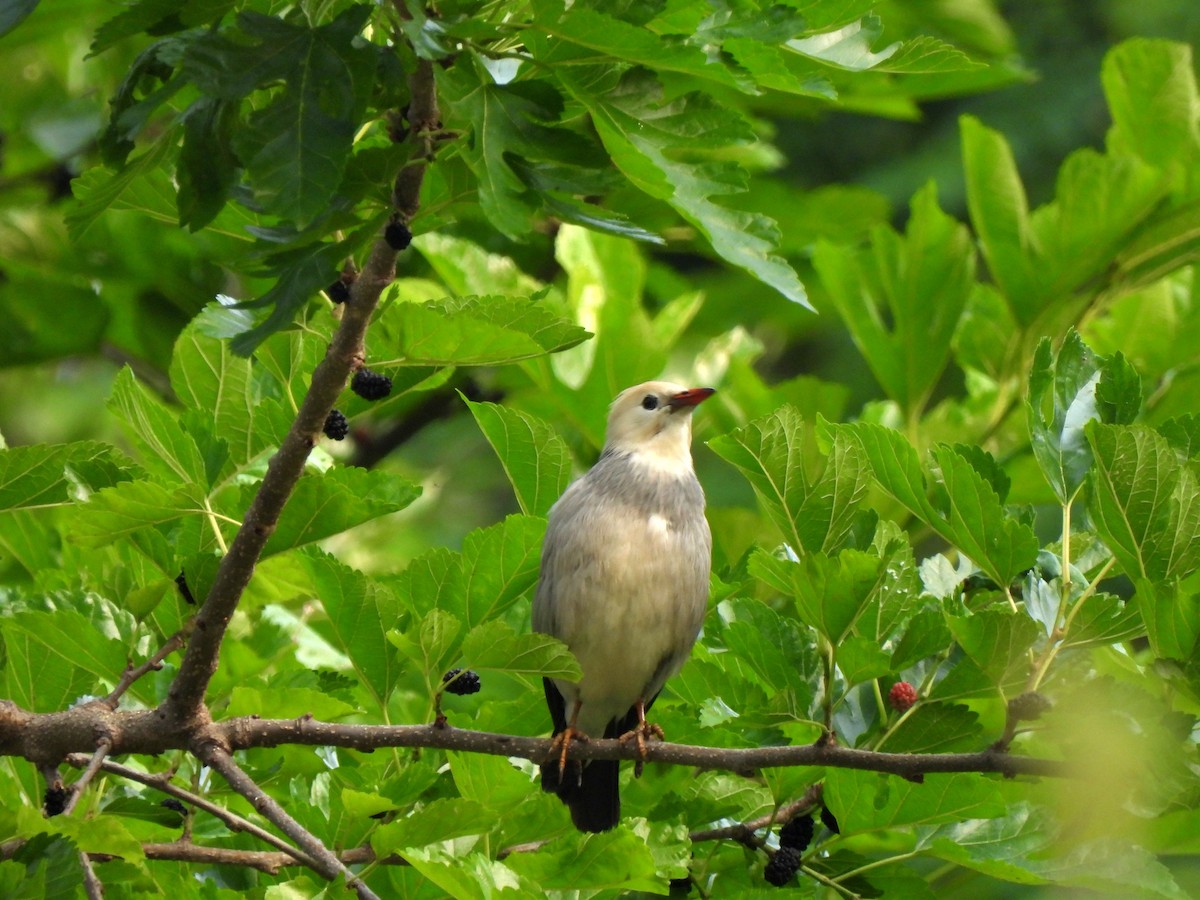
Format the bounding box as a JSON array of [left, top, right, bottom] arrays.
[[839, 422, 1039, 589], [0, 442, 135, 511], [461, 620, 580, 680], [5, 610, 128, 687], [182, 8, 376, 227], [837, 635, 891, 686], [825, 769, 1004, 832], [68, 480, 202, 547], [814, 183, 974, 417], [1061, 593, 1144, 649], [1135, 579, 1200, 661], [507, 827, 662, 893], [300, 550, 401, 710], [1086, 423, 1200, 583], [66, 136, 175, 240], [884, 703, 982, 754], [263, 467, 421, 557], [945, 609, 1038, 687], [371, 798, 497, 855], [708, 407, 869, 556], [386, 608, 463, 682], [108, 367, 207, 485], [559, 67, 810, 309], [373, 295, 590, 367], [465, 398, 572, 517], [891, 607, 953, 670]]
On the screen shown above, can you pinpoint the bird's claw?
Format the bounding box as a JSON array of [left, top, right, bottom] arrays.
[[618, 720, 665, 778], [548, 726, 589, 779]]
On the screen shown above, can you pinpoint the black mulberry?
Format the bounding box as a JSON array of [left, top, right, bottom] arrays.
[[327, 280, 351, 304], [764, 847, 801, 887], [820, 806, 840, 835], [323, 409, 349, 441], [442, 668, 481, 695], [385, 221, 413, 251], [352, 368, 392, 401], [779, 814, 814, 852]]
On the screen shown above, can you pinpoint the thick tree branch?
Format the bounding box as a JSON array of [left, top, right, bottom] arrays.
[[163, 58, 439, 725], [197, 743, 380, 900]]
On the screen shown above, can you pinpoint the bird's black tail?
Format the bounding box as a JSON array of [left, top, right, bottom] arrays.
[[540, 679, 641, 833]]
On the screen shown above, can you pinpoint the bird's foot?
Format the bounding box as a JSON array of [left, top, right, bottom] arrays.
[[618, 720, 665, 778], [548, 726, 589, 779]]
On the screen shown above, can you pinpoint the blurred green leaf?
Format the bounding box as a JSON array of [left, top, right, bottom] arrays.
[[1102, 38, 1200, 172], [1135, 579, 1200, 661], [0, 441, 134, 511], [107, 367, 207, 486], [814, 183, 974, 417]]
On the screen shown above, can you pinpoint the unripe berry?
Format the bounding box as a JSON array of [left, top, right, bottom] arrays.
[[889, 681, 918, 712]]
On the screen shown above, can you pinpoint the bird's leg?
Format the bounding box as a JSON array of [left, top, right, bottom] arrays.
[[618, 699, 665, 778], [546, 700, 589, 781]]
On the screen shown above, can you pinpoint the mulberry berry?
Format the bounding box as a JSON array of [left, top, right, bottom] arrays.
[[385, 221, 413, 251], [1008, 691, 1052, 722], [764, 847, 801, 887], [352, 368, 392, 401], [44, 785, 70, 816], [889, 681, 918, 712], [323, 409, 349, 441], [327, 280, 351, 304], [779, 814, 814, 852], [442, 668, 481, 695]]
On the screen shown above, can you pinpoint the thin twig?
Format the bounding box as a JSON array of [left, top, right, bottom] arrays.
[[198, 744, 381, 900], [80, 851, 104, 899], [61, 739, 112, 816], [64, 754, 321, 869], [107, 630, 189, 708]]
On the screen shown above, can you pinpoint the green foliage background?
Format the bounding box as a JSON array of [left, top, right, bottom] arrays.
[[2, 0, 1200, 897]]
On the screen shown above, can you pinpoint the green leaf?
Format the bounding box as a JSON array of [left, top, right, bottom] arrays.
[[1026, 331, 1102, 504], [1, 623, 100, 714], [839, 423, 1039, 589], [1061, 593, 1144, 649], [507, 828, 662, 893], [814, 182, 974, 416], [1135, 579, 1200, 661], [718, 597, 822, 696], [464, 398, 572, 517], [0, 0, 37, 38], [387, 608, 463, 682], [884, 703, 982, 754], [263, 467, 422, 557], [0, 442, 135, 512], [460, 620, 581, 680], [107, 367, 207, 485], [5, 610, 128, 687], [300, 550, 401, 710], [169, 307, 259, 471], [1086, 423, 1200, 583], [371, 798, 498, 854], [225, 686, 358, 721], [68, 480, 203, 547], [837, 635, 891, 686], [439, 55, 618, 240], [750, 547, 890, 645], [708, 407, 870, 556], [891, 608, 953, 671], [945, 609, 1038, 687], [824, 769, 1004, 832], [182, 8, 377, 227], [924, 803, 1055, 884], [65, 135, 175, 240], [960, 116, 1038, 322], [559, 67, 811, 310], [373, 295, 590, 367], [176, 96, 240, 230], [1102, 39, 1200, 172]]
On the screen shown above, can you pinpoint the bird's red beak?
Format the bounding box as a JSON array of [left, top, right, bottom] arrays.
[[667, 387, 716, 410]]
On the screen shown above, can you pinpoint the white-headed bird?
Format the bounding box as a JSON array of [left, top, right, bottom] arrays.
[[533, 381, 714, 831]]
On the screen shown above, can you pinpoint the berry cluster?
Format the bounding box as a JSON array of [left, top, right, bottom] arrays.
[[779, 813, 814, 853], [889, 681, 918, 712], [764, 847, 801, 887], [352, 368, 393, 401], [442, 669, 481, 695], [323, 409, 349, 441]]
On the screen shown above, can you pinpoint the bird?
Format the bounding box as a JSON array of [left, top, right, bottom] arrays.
[[532, 380, 715, 832]]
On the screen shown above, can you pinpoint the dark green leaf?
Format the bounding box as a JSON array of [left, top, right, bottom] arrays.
[[1135, 579, 1200, 661], [177, 96, 239, 230], [884, 703, 982, 754]]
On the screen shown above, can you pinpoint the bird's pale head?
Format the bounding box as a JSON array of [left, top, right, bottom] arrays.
[[603, 381, 716, 473]]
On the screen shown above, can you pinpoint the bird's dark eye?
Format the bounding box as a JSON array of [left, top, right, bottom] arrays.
[[641, 395, 659, 411]]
